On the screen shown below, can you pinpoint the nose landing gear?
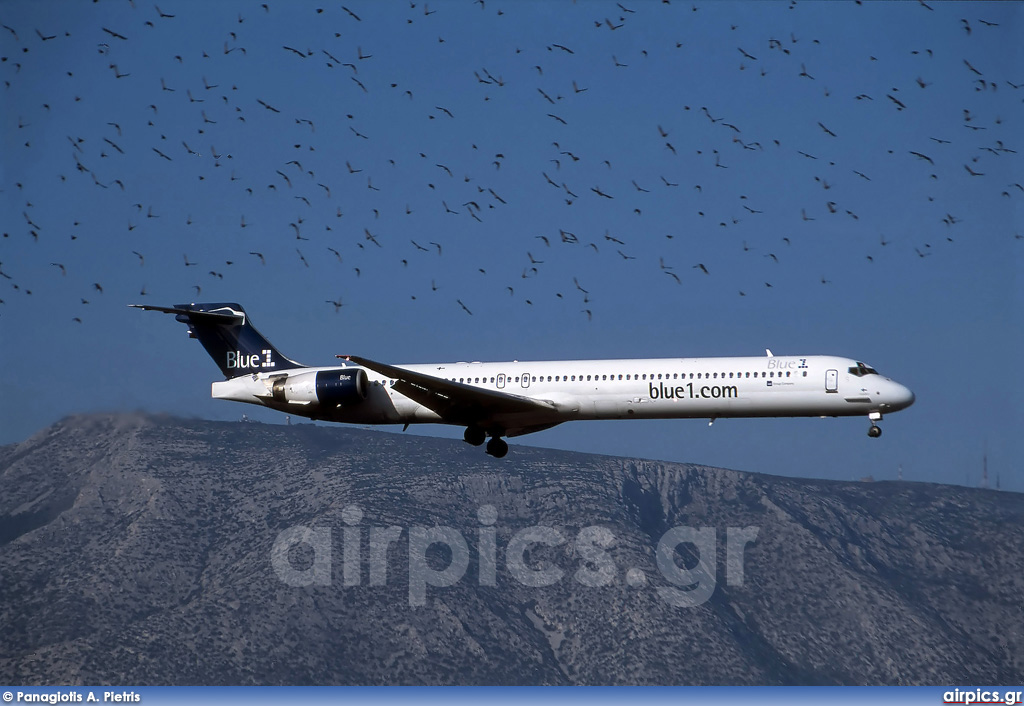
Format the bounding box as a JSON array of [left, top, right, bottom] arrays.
[[867, 410, 883, 438]]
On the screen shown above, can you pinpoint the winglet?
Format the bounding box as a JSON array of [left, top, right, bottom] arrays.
[[765, 348, 773, 357]]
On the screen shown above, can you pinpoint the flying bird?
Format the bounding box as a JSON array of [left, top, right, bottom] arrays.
[[886, 94, 906, 110]]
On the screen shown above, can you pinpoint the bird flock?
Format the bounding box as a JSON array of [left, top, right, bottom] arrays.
[[1, 0, 1020, 334]]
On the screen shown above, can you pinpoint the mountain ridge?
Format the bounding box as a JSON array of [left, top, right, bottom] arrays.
[[0, 412, 1020, 685]]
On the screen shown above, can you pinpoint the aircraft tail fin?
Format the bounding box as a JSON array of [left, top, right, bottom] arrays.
[[130, 302, 304, 378]]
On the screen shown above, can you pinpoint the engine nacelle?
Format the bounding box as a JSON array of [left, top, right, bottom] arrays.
[[270, 368, 368, 407]]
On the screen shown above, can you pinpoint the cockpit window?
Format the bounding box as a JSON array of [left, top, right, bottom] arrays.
[[848, 362, 879, 377]]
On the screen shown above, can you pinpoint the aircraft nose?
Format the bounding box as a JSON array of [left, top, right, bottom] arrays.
[[891, 382, 915, 410]]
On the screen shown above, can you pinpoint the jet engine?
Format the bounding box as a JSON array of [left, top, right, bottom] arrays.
[[270, 368, 368, 407]]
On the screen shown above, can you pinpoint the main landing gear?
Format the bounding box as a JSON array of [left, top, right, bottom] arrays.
[[464, 426, 508, 458], [867, 411, 883, 438], [486, 437, 509, 458]]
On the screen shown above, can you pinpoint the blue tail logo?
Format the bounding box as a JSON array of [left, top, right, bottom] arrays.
[[130, 302, 303, 378]]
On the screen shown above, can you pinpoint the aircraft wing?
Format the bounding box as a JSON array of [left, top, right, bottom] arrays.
[[339, 354, 555, 424]]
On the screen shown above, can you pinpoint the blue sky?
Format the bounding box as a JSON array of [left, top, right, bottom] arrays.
[[1, 1, 1021, 490]]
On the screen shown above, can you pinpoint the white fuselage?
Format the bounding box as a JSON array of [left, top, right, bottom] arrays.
[[212, 354, 915, 435]]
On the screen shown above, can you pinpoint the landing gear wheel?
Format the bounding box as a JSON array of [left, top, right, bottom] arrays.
[[868, 424, 882, 438], [486, 437, 509, 458], [464, 426, 486, 446]]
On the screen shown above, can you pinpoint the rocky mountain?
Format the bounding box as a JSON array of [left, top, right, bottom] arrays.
[[0, 413, 1020, 685]]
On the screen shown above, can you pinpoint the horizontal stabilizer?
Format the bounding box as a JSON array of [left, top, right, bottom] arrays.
[[128, 304, 244, 323]]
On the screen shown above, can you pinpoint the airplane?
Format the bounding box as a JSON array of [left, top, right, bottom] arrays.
[[131, 302, 915, 458]]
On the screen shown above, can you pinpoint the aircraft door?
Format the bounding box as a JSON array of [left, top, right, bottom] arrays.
[[521, 371, 531, 389], [497, 373, 506, 389], [825, 369, 838, 393]]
